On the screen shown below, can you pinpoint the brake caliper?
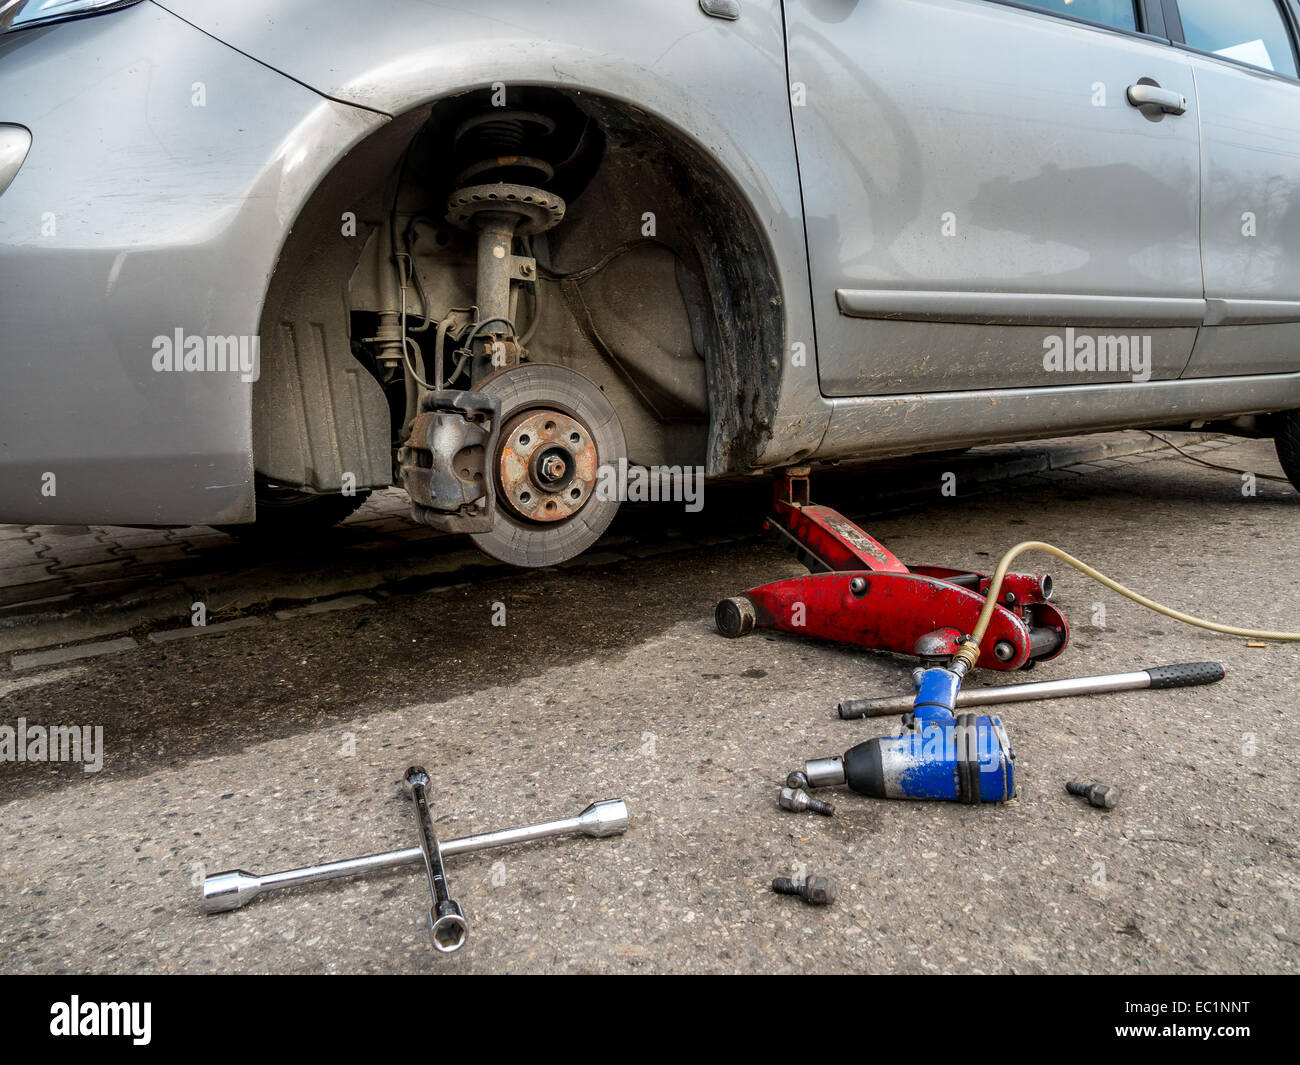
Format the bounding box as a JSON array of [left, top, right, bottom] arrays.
[[399, 389, 500, 534]]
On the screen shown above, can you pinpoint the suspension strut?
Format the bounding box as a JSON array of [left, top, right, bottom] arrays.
[[402, 106, 577, 537], [444, 109, 567, 382]]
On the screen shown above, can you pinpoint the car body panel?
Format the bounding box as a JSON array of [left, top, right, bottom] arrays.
[[1182, 50, 1300, 377], [785, 0, 1204, 396], [0, 2, 384, 525], [818, 369, 1300, 462]]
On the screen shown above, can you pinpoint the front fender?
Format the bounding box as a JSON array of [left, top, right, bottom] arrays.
[[0, 2, 385, 525]]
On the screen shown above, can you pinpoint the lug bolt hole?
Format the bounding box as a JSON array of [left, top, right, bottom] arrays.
[[519, 434, 530, 446], [520, 491, 532, 503]]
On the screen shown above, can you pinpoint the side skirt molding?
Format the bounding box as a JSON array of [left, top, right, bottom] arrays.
[[814, 372, 1300, 463]]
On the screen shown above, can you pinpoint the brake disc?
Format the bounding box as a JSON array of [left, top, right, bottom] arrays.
[[469, 363, 626, 567]]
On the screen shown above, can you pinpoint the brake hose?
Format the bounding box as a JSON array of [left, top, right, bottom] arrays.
[[953, 540, 1300, 671]]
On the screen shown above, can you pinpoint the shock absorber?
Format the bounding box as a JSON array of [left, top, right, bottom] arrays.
[[444, 109, 567, 383]]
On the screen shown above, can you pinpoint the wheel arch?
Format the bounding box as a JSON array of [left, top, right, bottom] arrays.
[[252, 81, 792, 492]]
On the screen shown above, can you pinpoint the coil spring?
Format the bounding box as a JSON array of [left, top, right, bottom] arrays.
[[452, 109, 558, 187]]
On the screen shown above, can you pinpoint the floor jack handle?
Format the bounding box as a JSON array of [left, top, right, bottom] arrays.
[[838, 661, 1226, 719]]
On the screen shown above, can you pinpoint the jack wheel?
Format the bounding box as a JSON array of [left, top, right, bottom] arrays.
[[715, 596, 756, 638], [469, 364, 625, 567]]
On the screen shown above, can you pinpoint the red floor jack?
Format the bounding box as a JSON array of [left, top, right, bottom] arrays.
[[714, 467, 1070, 672]]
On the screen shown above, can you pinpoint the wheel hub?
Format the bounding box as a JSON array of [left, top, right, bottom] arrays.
[[466, 362, 626, 567], [496, 408, 598, 523]]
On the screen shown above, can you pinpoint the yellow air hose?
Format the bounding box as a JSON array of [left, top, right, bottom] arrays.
[[952, 540, 1300, 672]]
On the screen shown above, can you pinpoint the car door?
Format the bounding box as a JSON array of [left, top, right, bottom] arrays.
[[783, 0, 1204, 397], [1172, 0, 1300, 378]]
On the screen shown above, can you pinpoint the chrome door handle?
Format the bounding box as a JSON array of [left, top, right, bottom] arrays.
[[1127, 83, 1187, 115]]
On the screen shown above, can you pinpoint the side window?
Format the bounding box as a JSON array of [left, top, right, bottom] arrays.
[[1014, 1, 1138, 32], [1175, 0, 1299, 78]]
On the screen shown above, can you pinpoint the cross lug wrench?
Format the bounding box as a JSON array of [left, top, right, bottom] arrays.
[[404, 765, 468, 953], [201, 799, 630, 914]]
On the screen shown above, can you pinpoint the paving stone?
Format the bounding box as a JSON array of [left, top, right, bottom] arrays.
[[962, 456, 1048, 482], [622, 540, 696, 559], [174, 531, 233, 547], [146, 617, 265, 643], [0, 592, 77, 616], [94, 530, 176, 549], [0, 664, 88, 699], [558, 550, 631, 569], [0, 540, 40, 569], [9, 636, 138, 670], [23, 525, 93, 537], [40, 545, 121, 567], [59, 577, 165, 600], [124, 545, 193, 566], [49, 561, 133, 582], [166, 525, 219, 538], [274, 595, 376, 620], [31, 534, 107, 554], [0, 562, 54, 585]]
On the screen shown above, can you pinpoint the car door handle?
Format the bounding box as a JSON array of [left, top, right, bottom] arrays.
[[1126, 83, 1187, 115]]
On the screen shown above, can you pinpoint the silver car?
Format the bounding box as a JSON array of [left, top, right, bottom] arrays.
[[2, 0, 1299, 565]]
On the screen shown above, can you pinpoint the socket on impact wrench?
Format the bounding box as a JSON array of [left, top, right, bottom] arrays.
[[405, 765, 469, 953]]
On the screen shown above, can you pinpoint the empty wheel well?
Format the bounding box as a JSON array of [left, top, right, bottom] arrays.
[[253, 88, 785, 494]]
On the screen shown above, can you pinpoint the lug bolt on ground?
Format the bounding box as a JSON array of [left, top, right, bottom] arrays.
[[772, 875, 837, 906], [779, 787, 834, 816], [1066, 780, 1120, 809]]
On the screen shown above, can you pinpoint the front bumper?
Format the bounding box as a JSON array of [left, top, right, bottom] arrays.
[[0, 2, 384, 525]]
